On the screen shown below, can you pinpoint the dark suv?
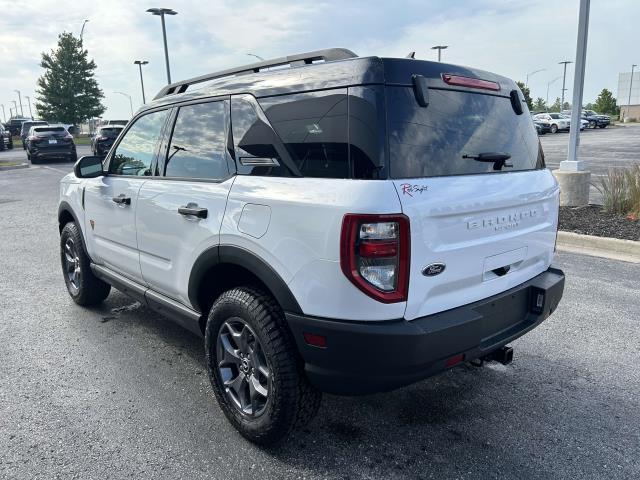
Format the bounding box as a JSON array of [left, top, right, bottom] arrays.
[[91, 125, 124, 156], [26, 125, 77, 164], [20, 121, 49, 149], [0, 124, 13, 150]]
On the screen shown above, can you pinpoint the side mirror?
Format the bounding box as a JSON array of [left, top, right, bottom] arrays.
[[74, 156, 104, 178]]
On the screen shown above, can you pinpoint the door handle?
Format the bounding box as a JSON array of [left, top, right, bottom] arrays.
[[178, 203, 208, 219], [112, 194, 131, 205]]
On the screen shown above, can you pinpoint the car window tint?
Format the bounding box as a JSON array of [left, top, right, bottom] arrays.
[[164, 101, 230, 180], [231, 95, 295, 177], [259, 89, 349, 178], [110, 110, 168, 176]]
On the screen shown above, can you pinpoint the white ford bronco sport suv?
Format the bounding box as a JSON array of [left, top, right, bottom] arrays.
[[58, 48, 565, 444]]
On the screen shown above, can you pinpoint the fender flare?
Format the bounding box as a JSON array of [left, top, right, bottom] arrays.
[[58, 201, 91, 260], [187, 245, 302, 315]]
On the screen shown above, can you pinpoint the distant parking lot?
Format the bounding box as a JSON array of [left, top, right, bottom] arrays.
[[541, 124, 640, 176]]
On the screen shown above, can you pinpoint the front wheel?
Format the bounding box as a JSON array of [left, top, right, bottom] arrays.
[[205, 287, 321, 445], [60, 222, 111, 305], [599, 124, 607, 129], [550, 124, 558, 134]]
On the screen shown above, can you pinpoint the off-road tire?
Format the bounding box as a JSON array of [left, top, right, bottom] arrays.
[[205, 286, 321, 445], [60, 222, 111, 306]]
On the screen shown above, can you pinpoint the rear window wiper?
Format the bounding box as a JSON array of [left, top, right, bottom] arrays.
[[462, 152, 512, 170]]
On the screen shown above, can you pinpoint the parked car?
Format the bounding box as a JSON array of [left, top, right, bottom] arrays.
[[6, 117, 29, 136], [58, 48, 565, 444], [0, 124, 14, 150], [26, 125, 77, 164], [20, 120, 48, 149], [91, 125, 124, 156], [532, 116, 551, 135], [562, 109, 611, 129], [534, 113, 570, 133]]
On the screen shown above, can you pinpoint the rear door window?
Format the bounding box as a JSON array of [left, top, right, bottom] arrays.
[[259, 90, 349, 178], [164, 101, 230, 180], [387, 87, 543, 178]]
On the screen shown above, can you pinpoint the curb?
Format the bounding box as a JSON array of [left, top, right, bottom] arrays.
[[0, 163, 29, 171], [556, 231, 640, 263]]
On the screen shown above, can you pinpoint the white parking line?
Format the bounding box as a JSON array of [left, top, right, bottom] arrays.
[[42, 166, 70, 174]]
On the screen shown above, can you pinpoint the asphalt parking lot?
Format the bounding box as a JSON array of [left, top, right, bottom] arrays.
[[0, 161, 639, 479]]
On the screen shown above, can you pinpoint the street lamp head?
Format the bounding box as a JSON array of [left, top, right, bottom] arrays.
[[134, 60, 149, 66], [147, 8, 177, 15], [558, 60, 573, 65], [431, 45, 448, 50]]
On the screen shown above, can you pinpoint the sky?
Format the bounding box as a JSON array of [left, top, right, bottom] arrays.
[[0, 0, 638, 121]]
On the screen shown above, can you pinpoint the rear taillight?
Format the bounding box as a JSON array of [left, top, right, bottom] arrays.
[[442, 73, 500, 91], [340, 214, 410, 303]]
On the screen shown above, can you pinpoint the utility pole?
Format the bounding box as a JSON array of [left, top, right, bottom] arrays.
[[555, 0, 591, 207], [14, 90, 24, 117], [80, 19, 89, 43], [431, 45, 448, 62], [546, 77, 561, 108], [526, 68, 546, 88], [114, 91, 134, 117], [24, 96, 33, 119], [0, 104, 5, 122], [559, 60, 573, 109], [147, 8, 178, 84], [626, 64, 637, 120], [134, 60, 149, 104]]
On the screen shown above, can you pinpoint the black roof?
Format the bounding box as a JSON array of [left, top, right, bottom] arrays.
[[142, 48, 517, 113]]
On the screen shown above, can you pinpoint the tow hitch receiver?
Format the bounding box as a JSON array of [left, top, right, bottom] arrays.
[[482, 346, 514, 365]]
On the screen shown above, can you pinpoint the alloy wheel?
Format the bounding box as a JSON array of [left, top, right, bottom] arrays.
[[217, 317, 271, 417], [63, 237, 82, 291]]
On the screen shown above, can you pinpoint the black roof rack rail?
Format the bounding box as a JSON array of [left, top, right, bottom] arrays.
[[153, 48, 358, 100]]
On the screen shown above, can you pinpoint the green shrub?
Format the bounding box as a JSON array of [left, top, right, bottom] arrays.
[[595, 168, 629, 214], [594, 165, 640, 216], [625, 165, 640, 216]]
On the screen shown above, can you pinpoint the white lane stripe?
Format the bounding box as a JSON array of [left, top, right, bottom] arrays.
[[42, 166, 70, 174]]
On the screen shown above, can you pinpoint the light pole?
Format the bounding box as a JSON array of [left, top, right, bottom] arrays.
[[11, 100, 18, 117], [80, 19, 89, 43], [147, 8, 177, 84], [626, 64, 637, 120], [526, 68, 546, 87], [247, 53, 264, 62], [114, 91, 134, 117], [0, 104, 5, 122], [431, 45, 448, 62], [546, 76, 562, 108], [14, 90, 24, 117], [134, 60, 149, 104], [24, 96, 33, 119], [559, 60, 573, 109]]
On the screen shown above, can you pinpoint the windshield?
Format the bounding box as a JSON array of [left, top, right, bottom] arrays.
[[34, 127, 66, 133], [99, 128, 123, 137], [387, 87, 543, 178]]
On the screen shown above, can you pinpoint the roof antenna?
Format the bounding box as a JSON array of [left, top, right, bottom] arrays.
[[405, 51, 416, 59]]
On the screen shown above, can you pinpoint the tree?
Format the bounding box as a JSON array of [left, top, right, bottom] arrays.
[[516, 81, 533, 110], [593, 88, 619, 116], [562, 102, 571, 111], [549, 97, 562, 112], [533, 97, 547, 112], [35, 32, 105, 125]]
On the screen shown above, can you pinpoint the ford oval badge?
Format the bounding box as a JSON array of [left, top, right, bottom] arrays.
[[422, 263, 446, 277]]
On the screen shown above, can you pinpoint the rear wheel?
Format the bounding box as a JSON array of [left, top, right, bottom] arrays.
[[205, 287, 321, 445], [60, 222, 111, 306], [550, 124, 558, 134], [599, 124, 607, 129], [69, 152, 78, 163]]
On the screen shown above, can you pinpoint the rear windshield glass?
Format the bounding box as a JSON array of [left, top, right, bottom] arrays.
[[99, 128, 123, 136], [387, 87, 543, 178], [34, 127, 65, 133]]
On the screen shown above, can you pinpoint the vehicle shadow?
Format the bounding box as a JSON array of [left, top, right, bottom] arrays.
[[86, 291, 631, 480]]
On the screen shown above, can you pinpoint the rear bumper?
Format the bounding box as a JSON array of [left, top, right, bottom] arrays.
[[286, 267, 564, 395], [31, 145, 76, 156]]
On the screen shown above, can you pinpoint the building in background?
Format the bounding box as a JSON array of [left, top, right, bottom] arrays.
[[618, 70, 640, 120]]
